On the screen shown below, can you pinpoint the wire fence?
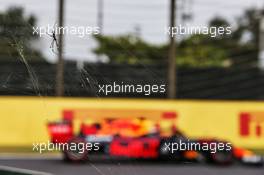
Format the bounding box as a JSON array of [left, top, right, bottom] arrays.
[[0, 61, 264, 100]]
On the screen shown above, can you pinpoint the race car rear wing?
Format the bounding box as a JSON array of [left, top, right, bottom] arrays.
[[47, 121, 73, 143]]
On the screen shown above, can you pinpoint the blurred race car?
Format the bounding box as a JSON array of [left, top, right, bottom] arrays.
[[47, 117, 263, 165]]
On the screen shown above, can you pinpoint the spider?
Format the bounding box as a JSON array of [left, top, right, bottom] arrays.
[[47, 23, 59, 54]]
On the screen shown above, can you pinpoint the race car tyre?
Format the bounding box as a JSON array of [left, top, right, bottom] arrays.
[[158, 139, 181, 162], [210, 151, 233, 165], [63, 137, 88, 163]]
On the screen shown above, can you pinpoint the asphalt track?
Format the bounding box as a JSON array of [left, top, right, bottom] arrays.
[[0, 155, 263, 175]]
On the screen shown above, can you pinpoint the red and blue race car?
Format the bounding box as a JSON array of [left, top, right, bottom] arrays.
[[47, 117, 263, 165]]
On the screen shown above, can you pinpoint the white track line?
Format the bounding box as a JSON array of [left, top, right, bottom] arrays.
[[0, 165, 53, 175]]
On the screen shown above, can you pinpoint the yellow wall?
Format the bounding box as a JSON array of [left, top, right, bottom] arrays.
[[0, 97, 263, 149]]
